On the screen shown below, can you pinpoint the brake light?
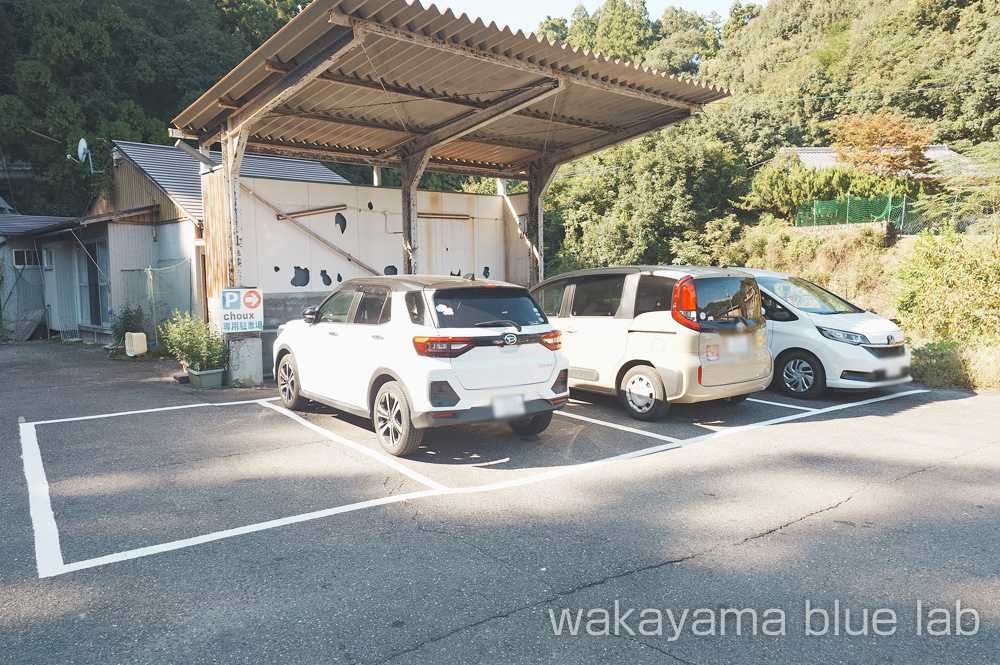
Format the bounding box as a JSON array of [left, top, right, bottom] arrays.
[[412, 336, 474, 358], [541, 330, 562, 350], [698, 365, 702, 385], [672, 276, 701, 331]]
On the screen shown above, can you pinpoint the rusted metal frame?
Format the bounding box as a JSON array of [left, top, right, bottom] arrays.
[[533, 110, 699, 172], [216, 101, 545, 152], [526, 165, 558, 287], [202, 26, 366, 147], [263, 60, 619, 132], [383, 79, 563, 160], [328, 11, 696, 113], [221, 122, 249, 288], [400, 149, 431, 274], [239, 183, 380, 276], [244, 139, 529, 179]]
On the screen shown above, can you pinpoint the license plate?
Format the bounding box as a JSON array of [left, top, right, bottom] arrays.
[[725, 335, 750, 353], [492, 394, 526, 419]]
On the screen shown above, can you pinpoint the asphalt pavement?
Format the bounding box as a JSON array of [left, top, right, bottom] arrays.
[[1, 341, 997, 664]]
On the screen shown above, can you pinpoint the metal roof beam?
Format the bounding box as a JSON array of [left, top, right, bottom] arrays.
[[534, 112, 697, 172], [382, 79, 562, 160], [203, 26, 366, 147], [216, 101, 546, 152], [262, 60, 619, 132], [328, 11, 695, 113], [245, 139, 529, 179]]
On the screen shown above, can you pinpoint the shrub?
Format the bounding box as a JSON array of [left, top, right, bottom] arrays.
[[909, 341, 1000, 389], [158, 310, 228, 371], [111, 304, 149, 344]]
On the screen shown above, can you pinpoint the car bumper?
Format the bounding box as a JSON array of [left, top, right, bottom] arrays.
[[819, 343, 912, 390], [411, 397, 567, 428]]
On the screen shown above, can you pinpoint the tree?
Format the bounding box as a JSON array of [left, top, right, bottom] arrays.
[[537, 15, 568, 42], [831, 110, 936, 176], [564, 1, 654, 62]]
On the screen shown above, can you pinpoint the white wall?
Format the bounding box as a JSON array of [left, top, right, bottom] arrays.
[[239, 179, 513, 295]]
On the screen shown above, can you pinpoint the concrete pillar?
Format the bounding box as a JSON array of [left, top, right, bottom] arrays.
[[526, 166, 557, 286], [373, 166, 382, 187], [496, 178, 507, 197], [400, 150, 430, 274]]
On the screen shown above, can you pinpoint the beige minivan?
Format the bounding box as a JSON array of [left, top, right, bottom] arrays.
[[530, 266, 773, 420]]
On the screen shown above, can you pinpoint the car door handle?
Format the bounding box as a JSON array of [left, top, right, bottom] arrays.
[[327, 331, 338, 337], [371, 335, 384, 341], [565, 327, 578, 333]]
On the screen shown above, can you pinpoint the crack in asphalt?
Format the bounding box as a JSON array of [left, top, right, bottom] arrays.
[[370, 439, 1000, 664]]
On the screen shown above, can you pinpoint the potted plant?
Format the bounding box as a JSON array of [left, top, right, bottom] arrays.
[[159, 310, 229, 389]]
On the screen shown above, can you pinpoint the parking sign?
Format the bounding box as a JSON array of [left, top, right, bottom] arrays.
[[220, 288, 264, 333]]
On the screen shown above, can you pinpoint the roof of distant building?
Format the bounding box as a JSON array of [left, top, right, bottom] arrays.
[[112, 140, 351, 222], [0, 213, 73, 237]]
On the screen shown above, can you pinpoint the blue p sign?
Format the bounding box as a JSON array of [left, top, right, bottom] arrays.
[[222, 290, 241, 310]]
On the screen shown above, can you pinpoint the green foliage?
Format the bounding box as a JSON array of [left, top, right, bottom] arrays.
[[908, 342, 971, 388], [159, 310, 228, 371], [111, 304, 149, 344], [537, 15, 569, 42], [562, 1, 655, 62], [894, 227, 1000, 343]]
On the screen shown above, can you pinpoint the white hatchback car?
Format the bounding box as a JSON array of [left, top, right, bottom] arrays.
[[740, 268, 912, 399], [272, 276, 569, 456]]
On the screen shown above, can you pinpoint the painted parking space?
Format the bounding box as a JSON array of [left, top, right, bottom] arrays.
[[20, 387, 931, 578]]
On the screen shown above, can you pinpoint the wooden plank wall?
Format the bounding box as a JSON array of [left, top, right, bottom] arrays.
[[200, 169, 230, 301]]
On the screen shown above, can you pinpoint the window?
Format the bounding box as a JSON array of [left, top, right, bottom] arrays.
[[691, 276, 764, 330], [634, 275, 677, 316], [761, 293, 796, 322], [42, 248, 53, 270], [405, 291, 427, 325], [532, 280, 566, 317], [432, 287, 547, 329], [317, 289, 357, 323], [76, 241, 110, 327], [571, 275, 626, 317], [13, 249, 41, 267], [754, 276, 862, 315], [353, 291, 390, 325]]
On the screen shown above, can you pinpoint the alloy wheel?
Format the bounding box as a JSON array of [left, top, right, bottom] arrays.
[[783, 358, 815, 393], [376, 392, 403, 447]]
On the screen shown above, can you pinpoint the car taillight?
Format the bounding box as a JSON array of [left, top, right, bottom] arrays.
[[541, 330, 562, 350], [412, 336, 474, 358], [672, 276, 700, 331]]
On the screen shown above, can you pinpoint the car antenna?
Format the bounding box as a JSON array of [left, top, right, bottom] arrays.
[[463, 273, 476, 281]]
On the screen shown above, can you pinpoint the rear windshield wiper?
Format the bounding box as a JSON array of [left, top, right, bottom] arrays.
[[474, 319, 523, 332]]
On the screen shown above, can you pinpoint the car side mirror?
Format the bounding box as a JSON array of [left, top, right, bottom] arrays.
[[301, 306, 318, 325]]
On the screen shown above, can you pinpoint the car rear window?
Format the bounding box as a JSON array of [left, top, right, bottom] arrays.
[[693, 276, 763, 329], [432, 287, 547, 329]]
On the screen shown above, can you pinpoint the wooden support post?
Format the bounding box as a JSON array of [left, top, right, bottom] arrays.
[[220, 121, 248, 288], [527, 165, 557, 287], [400, 150, 431, 274], [373, 166, 382, 187]]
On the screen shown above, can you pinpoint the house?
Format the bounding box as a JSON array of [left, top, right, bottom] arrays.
[[0, 213, 73, 338], [778, 144, 964, 178]]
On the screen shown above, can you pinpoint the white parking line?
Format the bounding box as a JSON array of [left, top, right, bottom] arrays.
[[22, 389, 929, 577], [257, 400, 449, 491], [747, 397, 818, 412], [28, 398, 280, 426], [555, 410, 681, 443]]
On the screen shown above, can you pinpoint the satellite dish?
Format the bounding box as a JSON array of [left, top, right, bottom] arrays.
[[67, 137, 103, 174]]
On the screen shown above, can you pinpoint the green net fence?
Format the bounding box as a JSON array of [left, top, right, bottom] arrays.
[[794, 193, 926, 234], [119, 258, 192, 344]]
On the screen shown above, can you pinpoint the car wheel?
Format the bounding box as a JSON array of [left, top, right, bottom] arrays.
[[509, 411, 553, 436], [276, 354, 307, 410], [776, 351, 826, 399], [373, 381, 423, 457], [722, 393, 749, 405], [618, 366, 669, 421]]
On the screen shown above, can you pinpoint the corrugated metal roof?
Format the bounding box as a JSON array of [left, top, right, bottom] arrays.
[[171, 0, 730, 178], [780, 145, 959, 170], [0, 194, 14, 215], [0, 214, 73, 236], [113, 141, 349, 221]]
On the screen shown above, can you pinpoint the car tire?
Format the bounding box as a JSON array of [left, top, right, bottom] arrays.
[[776, 351, 826, 399], [509, 411, 553, 436], [373, 381, 423, 457], [618, 366, 669, 421], [276, 354, 307, 410], [722, 393, 749, 405]]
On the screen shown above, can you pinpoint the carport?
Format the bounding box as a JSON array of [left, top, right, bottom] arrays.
[[169, 0, 729, 290]]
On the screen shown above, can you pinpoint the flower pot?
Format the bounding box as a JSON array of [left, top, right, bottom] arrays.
[[187, 367, 225, 389]]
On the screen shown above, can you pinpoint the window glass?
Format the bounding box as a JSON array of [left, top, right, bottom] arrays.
[[755, 276, 862, 315], [405, 291, 427, 325], [761, 293, 796, 322], [532, 280, 566, 317], [691, 276, 764, 330], [318, 289, 357, 323], [634, 275, 677, 316], [13, 249, 41, 267], [353, 291, 390, 325], [571, 275, 626, 317], [432, 287, 546, 328]]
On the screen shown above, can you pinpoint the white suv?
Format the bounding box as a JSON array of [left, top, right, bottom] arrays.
[[272, 276, 569, 456]]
